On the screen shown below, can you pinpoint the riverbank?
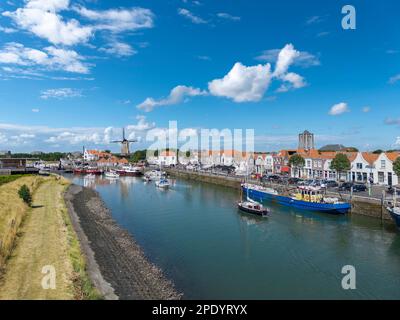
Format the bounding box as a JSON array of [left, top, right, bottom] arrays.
[[0, 176, 99, 299], [166, 168, 393, 221], [64, 184, 181, 300]]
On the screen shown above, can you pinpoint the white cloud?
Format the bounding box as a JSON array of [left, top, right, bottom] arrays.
[[40, 88, 83, 99], [273, 44, 301, 78], [329, 102, 350, 116], [178, 8, 207, 24], [256, 48, 320, 68], [75, 6, 154, 33], [0, 42, 90, 74], [306, 15, 323, 25], [3, 0, 93, 46], [217, 13, 240, 21], [277, 72, 306, 92], [362, 106, 371, 113], [389, 74, 400, 84], [0, 25, 17, 33], [385, 118, 400, 126], [137, 85, 207, 112], [32, 108, 40, 112], [46, 131, 102, 145], [137, 44, 310, 109], [208, 62, 272, 102], [126, 115, 155, 131], [99, 41, 136, 57]]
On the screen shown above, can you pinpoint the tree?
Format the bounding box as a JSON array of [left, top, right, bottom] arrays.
[[330, 153, 351, 181], [373, 149, 384, 154], [393, 157, 400, 178], [289, 154, 305, 178], [130, 150, 147, 163], [18, 185, 32, 207]]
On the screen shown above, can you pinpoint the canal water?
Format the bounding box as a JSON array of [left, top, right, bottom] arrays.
[[69, 175, 400, 299]]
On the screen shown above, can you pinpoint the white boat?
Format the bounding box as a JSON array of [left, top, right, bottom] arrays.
[[143, 175, 152, 182], [105, 171, 120, 179], [155, 178, 170, 189], [117, 165, 143, 176], [237, 200, 269, 217]]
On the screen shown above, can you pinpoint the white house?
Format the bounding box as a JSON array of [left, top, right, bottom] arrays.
[[372, 152, 399, 186], [158, 150, 177, 166]]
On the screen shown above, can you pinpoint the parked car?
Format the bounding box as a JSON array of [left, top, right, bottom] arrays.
[[287, 177, 303, 185], [323, 180, 339, 188], [339, 182, 367, 192], [262, 174, 282, 183]]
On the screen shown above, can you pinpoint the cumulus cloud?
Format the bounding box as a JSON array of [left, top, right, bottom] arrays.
[[273, 44, 301, 78], [208, 62, 272, 102], [40, 88, 83, 99], [256, 47, 320, 68], [276, 72, 306, 92], [126, 115, 155, 131], [3, 0, 93, 46], [74, 6, 154, 33], [0, 42, 90, 74], [329, 102, 350, 116], [0, 118, 159, 149], [137, 44, 311, 108], [178, 8, 207, 24], [137, 85, 207, 112]]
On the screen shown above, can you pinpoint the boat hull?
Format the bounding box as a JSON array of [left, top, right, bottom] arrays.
[[116, 170, 143, 177], [388, 209, 400, 229], [237, 204, 268, 217], [243, 186, 350, 215]]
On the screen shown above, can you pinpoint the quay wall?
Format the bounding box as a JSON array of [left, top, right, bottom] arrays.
[[165, 168, 393, 222]]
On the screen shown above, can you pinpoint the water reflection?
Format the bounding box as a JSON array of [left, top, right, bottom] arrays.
[[65, 174, 400, 299]]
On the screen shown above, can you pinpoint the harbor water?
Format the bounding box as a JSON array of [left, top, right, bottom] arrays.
[[69, 175, 400, 299]]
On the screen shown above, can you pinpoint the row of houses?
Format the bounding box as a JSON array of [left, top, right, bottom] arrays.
[[149, 149, 400, 186], [83, 149, 129, 167]]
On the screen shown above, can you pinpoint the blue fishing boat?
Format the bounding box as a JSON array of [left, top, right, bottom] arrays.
[[242, 184, 351, 215], [387, 207, 400, 230]]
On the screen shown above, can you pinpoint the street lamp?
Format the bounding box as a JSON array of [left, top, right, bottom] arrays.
[[366, 164, 375, 197]]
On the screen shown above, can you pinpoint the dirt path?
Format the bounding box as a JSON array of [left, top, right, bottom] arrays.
[[65, 184, 181, 300], [0, 178, 75, 299]]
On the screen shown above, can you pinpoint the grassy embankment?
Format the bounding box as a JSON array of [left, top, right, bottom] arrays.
[[0, 175, 100, 299]]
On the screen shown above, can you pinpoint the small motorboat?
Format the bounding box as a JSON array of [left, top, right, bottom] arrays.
[[237, 199, 269, 217], [105, 171, 120, 179], [143, 175, 152, 182], [155, 178, 170, 189]]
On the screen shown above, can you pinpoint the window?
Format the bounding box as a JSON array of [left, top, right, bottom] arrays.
[[378, 172, 385, 184], [381, 160, 386, 169], [307, 160, 311, 167], [356, 163, 363, 170]]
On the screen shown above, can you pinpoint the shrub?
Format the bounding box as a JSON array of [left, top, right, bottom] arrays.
[[18, 185, 32, 207]]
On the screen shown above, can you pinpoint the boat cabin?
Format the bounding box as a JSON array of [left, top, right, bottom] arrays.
[[295, 186, 325, 203]]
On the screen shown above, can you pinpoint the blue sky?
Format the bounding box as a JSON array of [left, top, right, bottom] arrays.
[[0, 0, 399, 152]]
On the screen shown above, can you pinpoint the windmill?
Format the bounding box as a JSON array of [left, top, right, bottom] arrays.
[[111, 128, 137, 156]]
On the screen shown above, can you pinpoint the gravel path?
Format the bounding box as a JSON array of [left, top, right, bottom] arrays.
[[64, 184, 181, 300]]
